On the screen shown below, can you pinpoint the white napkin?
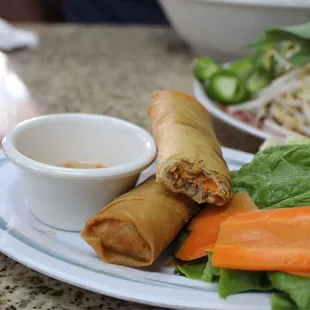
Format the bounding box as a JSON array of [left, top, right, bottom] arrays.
[[0, 18, 39, 51]]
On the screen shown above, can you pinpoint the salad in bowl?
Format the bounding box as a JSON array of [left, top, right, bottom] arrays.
[[194, 22, 310, 138]]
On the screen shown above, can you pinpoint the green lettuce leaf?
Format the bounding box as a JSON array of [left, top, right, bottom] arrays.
[[174, 264, 205, 280], [174, 230, 189, 255], [289, 52, 310, 65], [259, 137, 284, 151], [265, 23, 310, 43], [202, 253, 220, 283], [259, 135, 310, 152], [269, 272, 310, 309], [286, 135, 310, 145], [218, 269, 272, 299], [174, 257, 209, 280], [271, 293, 297, 310], [174, 254, 217, 283], [175, 254, 272, 299], [232, 144, 310, 209]]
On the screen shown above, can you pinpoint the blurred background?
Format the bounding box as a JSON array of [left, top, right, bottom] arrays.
[[0, 0, 64, 22], [0, 0, 169, 24], [0, 0, 305, 152]]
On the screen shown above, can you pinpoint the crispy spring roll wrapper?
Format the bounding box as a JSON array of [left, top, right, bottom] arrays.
[[148, 90, 232, 205], [81, 176, 199, 267]]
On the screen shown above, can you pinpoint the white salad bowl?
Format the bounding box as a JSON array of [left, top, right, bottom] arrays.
[[2, 113, 156, 231], [159, 0, 310, 60]]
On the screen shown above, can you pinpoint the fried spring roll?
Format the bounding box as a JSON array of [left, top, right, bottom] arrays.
[[81, 176, 198, 267], [148, 90, 231, 205]]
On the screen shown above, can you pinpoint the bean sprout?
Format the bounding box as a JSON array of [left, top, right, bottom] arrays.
[[226, 66, 310, 137]]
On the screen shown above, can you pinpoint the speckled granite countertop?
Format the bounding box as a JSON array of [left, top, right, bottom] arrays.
[[0, 24, 262, 310]]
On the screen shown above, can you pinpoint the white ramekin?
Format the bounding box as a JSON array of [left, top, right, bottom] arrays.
[[2, 113, 156, 231]]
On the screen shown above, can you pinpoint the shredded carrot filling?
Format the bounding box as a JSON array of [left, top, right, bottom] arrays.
[[202, 179, 217, 192], [175, 169, 217, 193], [193, 178, 217, 192], [60, 162, 104, 169]]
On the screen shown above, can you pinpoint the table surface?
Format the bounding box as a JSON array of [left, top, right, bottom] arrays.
[[0, 24, 262, 310]]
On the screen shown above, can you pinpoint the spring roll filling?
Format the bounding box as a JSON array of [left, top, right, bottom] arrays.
[[165, 160, 227, 203]]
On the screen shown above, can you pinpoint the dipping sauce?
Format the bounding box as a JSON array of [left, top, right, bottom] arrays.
[[59, 162, 104, 169]]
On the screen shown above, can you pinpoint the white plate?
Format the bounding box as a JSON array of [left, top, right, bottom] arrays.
[[0, 148, 272, 310], [193, 80, 272, 140]]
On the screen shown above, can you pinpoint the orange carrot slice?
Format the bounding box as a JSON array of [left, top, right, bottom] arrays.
[[212, 206, 310, 272], [176, 193, 258, 261]]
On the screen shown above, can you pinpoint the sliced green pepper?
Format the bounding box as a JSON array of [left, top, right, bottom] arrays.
[[229, 57, 253, 79], [206, 69, 249, 105], [193, 57, 221, 84], [246, 67, 272, 93], [251, 43, 272, 69], [251, 43, 277, 78]]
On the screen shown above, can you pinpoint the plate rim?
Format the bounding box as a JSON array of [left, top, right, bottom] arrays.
[[193, 80, 272, 140], [0, 148, 269, 310], [0, 231, 270, 310]]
